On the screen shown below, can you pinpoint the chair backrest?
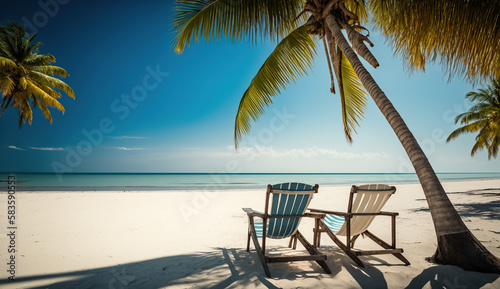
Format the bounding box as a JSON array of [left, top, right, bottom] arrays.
[[337, 184, 396, 236], [265, 182, 318, 239]]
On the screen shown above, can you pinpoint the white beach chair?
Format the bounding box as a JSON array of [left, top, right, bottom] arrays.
[[309, 184, 410, 266]]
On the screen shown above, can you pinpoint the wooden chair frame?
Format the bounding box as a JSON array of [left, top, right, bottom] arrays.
[[243, 183, 331, 277], [309, 185, 410, 267]]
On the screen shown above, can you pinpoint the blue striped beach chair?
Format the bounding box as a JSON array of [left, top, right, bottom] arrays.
[[242, 182, 331, 277], [309, 184, 410, 267]]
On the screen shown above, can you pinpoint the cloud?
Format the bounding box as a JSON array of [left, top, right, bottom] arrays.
[[7, 145, 67, 151], [112, 147, 145, 151], [108, 136, 148, 140], [28, 147, 65, 151], [7, 145, 24, 151], [226, 145, 389, 159]]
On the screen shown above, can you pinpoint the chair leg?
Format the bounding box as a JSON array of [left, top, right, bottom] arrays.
[[313, 219, 323, 248], [245, 216, 272, 277], [319, 220, 364, 267], [313, 227, 317, 248], [364, 230, 410, 265], [351, 234, 360, 248], [313, 219, 318, 248], [288, 233, 299, 249], [246, 229, 251, 252], [295, 230, 332, 274]]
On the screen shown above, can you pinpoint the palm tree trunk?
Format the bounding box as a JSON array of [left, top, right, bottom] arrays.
[[324, 14, 500, 273]]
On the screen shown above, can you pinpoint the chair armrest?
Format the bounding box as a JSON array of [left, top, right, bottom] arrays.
[[267, 214, 303, 218], [379, 211, 399, 216], [309, 209, 399, 217], [308, 208, 350, 217], [304, 212, 326, 219], [242, 208, 265, 218], [348, 212, 399, 216]]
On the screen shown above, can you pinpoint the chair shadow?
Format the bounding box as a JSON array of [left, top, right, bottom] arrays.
[[317, 246, 391, 289], [0, 247, 334, 289], [405, 265, 499, 289]]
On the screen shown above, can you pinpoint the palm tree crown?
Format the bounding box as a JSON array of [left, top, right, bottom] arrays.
[[0, 23, 75, 126], [447, 77, 500, 159], [173, 0, 369, 147]]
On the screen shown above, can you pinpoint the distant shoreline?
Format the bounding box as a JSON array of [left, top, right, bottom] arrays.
[[3, 176, 500, 192]]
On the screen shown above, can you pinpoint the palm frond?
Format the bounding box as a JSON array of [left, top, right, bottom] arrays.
[[25, 79, 64, 112], [338, 50, 367, 142], [234, 24, 316, 148], [0, 56, 16, 70], [24, 53, 56, 67], [466, 90, 497, 105], [0, 93, 14, 116], [29, 71, 75, 98], [489, 132, 500, 159], [370, 0, 500, 83], [18, 96, 33, 126], [31, 65, 70, 78], [172, 0, 305, 53], [34, 81, 61, 99], [32, 95, 53, 123], [447, 119, 488, 141], [455, 110, 492, 125], [470, 137, 486, 156], [470, 125, 494, 156], [344, 0, 368, 24], [0, 76, 15, 96]]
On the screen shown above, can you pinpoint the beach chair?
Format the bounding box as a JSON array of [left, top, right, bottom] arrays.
[[243, 182, 331, 277], [309, 184, 410, 267]]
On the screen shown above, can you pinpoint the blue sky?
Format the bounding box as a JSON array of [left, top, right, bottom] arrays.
[[0, 0, 498, 173]]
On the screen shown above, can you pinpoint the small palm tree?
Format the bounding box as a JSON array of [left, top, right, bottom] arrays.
[[447, 78, 500, 159], [0, 23, 75, 127]]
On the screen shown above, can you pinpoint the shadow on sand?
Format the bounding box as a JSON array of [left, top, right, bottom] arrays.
[[405, 265, 499, 289], [1, 248, 275, 288], [1, 245, 497, 288], [413, 188, 500, 221], [0, 245, 393, 289], [0, 246, 348, 289]]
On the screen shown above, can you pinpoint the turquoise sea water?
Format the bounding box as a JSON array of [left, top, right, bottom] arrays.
[[1, 172, 500, 191]]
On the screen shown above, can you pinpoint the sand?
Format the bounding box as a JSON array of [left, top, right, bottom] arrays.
[[0, 179, 499, 288]]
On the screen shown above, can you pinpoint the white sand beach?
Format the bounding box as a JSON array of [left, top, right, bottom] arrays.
[[0, 179, 499, 288]]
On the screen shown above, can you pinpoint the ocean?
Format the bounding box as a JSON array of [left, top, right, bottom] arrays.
[[1, 172, 500, 191]]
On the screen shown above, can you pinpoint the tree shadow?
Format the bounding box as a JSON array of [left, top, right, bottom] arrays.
[[0, 247, 335, 289], [412, 188, 500, 221], [447, 188, 500, 197], [453, 200, 500, 221], [405, 265, 499, 289]]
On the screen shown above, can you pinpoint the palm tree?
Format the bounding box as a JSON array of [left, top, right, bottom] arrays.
[[172, 0, 500, 273], [0, 23, 75, 127], [447, 78, 500, 159]]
